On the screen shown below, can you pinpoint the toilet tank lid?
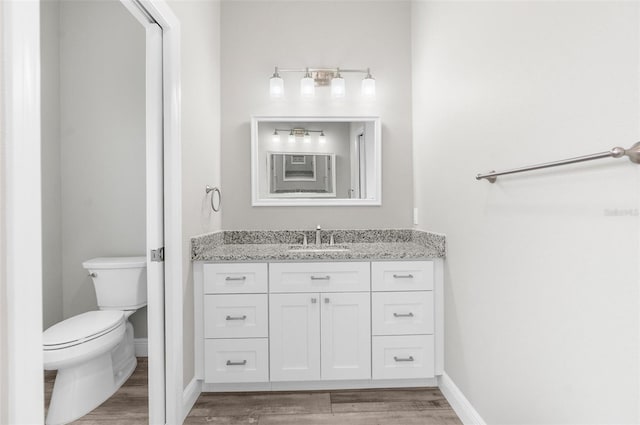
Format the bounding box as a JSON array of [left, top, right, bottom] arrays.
[[82, 256, 146, 269]]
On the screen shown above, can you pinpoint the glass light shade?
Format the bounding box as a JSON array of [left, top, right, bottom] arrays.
[[288, 133, 295, 143], [300, 76, 315, 98], [361, 77, 376, 99], [331, 76, 346, 98], [272, 132, 280, 143], [303, 132, 311, 144], [319, 133, 326, 144], [270, 76, 284, 98]]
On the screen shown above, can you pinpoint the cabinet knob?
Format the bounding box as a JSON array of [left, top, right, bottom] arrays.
[[311, 297, 317, 304], [324, 297, 330, 304]]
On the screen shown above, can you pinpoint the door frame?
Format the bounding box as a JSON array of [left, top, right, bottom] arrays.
[[0, 0, 184, 423]]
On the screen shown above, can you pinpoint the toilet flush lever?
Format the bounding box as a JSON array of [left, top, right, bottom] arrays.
[[88, 272, 97, 278]]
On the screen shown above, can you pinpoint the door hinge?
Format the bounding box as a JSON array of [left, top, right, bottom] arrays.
[[151, 247, 164, 262]]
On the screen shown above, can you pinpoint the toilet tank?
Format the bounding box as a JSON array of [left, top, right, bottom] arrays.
[[82, 256, 147, 311]]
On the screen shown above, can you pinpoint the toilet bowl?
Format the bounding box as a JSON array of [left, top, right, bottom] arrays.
[[43, 256, 146, 425]]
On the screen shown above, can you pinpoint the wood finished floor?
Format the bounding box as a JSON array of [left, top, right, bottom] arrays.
[[45, 359, 462, 425]]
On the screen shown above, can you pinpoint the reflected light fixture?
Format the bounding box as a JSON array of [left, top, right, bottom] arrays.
[[269, 66, 375, 100], [288, 129, 295, 144], [271, 129, 280, 143], [361, 68, 376, 99], [303, 130, 311, 144], [269, 67, 284, 98], [319, 131, 326, 144], [300, 68, 315, 98], [273, 127, 324, 144]]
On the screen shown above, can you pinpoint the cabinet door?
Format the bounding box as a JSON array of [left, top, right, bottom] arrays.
[[321, 292, 371, 380], [269, 293, 321, 381]]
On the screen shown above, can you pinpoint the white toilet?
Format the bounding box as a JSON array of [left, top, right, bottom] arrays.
[[43, 256, 147, 425]]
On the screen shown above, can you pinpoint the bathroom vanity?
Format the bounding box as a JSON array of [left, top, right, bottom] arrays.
[[192, 229, 445, 392]]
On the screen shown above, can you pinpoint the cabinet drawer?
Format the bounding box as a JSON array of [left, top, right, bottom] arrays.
[[204, 294, 268, 338], [372, 292, 433, 336], [372, 335, 434, 379], [270, 262, 370, 293], [204, 338, 269, 383], [203, 263, 268, 294], [371, 261, 433, 292]]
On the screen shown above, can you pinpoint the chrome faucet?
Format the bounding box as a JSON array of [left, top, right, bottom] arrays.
[[315, 225, 321, 245]]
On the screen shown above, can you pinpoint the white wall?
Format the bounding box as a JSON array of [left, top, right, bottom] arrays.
[[0, 0, 7, 420], [41, 0, 63, 331], [166, 0, 222, 388], [412, 1, 639, 423], [221, 0, 413, 229], [59, 0, 147, 337]]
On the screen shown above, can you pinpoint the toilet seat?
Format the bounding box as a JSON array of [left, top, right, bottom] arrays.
[[44, 311, 125, 351]]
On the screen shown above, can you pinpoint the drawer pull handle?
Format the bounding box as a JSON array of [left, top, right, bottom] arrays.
[[225, 315, 247, 321], [393, 274, 414, 279], [310, 275, 331, 281], [394, 356, 415, 362], [393, 312, 414, 318], [225, 276, 247, 281], [226, 360, 247, 366]]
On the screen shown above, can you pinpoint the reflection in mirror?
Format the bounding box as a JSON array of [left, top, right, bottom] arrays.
[[269, 153, 336, 197], [252, 117, 381, 206]]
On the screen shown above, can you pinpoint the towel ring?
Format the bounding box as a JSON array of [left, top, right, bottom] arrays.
[[205, 185, 221, 212]]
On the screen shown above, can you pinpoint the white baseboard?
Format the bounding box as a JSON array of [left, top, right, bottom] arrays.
[[439, 373, 486, 425], [182, 377, 201, 423], [134, 338, 148, 357]]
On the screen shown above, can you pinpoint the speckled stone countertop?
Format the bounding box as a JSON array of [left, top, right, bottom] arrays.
[[191, 229, 445, 262]]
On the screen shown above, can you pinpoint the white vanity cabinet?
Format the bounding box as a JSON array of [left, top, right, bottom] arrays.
[[201, 263, 269, 384], [269, 262, 371, 381], [371, 261, 435, 380], [195, 258, 443, 391]]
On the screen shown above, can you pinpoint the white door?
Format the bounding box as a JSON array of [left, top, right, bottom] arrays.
[[269, 293, 321, 381], [321, 292, 371, 380], [144, 22, 165, 425]]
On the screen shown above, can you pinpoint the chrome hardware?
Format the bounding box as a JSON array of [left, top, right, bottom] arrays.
[[301, 233, 308, 246], [329, 234, 335, 245], [226, 360, 247, 366], [394, 356, 414, 362], [476, 142, 640, 183], [324, 297, 330, 304], [393, 312, 414, 318], [205, 185, 221, 212], [88, 272, 97, 278], [310, 275, 330, 281], [225, 315, 247, 321], [315, 225, 321, 245], [393, 274, 414, 279], [225, 276, 247, 281], [311, 297, 317, 304], [151, 247, 164, 262]]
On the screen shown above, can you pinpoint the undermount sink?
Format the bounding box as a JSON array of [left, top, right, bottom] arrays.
[[287, 244, 350, 253]]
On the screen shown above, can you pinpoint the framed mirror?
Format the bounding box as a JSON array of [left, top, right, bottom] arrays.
[[251, 116, 381, 206]]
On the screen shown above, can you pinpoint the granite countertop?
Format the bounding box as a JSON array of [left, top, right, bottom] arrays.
[[191, 229, 446, 262]]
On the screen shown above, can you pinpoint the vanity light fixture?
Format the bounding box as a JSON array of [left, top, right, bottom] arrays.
[[269, 66, 375, 99], [273, 127, 325, 144], [269, 67, 284, 98], [300, 68, 315, 98], [331, 68, 346, 98], [361, 68, 376, 99]]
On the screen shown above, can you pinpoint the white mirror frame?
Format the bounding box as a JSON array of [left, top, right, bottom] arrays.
[[251, 116, 382, 206]]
